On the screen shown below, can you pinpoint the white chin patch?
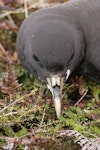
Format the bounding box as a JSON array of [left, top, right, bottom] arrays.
[[66, 69, 70, 81]]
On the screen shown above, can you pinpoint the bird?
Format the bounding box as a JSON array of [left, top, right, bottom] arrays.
[[16, 0, 100, 118]]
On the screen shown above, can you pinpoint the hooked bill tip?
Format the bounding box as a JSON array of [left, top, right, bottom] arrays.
[[46, 76, 64, 118], [54, 97, 61, 118]]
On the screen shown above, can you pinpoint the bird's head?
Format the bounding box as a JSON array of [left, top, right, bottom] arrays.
[[17, 12, 85, 118]]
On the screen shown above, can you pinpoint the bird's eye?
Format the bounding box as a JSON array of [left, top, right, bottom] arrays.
[[33, 54, 39, 62]]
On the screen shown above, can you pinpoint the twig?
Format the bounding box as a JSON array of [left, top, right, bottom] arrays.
[[0, 43, 12, 63], [74, 89, 88, 106], [0, 2, 54, 19], [0, 108, 36, 118], [7, 14, 16, 28], [0, 111, 18, 117], [24, 0, 28, 18], [0, 43, 8, 56], [38, 108, 46, 130], [0, 90, 34, 114]]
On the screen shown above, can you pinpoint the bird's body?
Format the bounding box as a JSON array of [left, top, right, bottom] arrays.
[[16, 0, 100, 117]]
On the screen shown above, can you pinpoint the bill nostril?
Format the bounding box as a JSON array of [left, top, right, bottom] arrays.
[[33, 54, 39, 62]]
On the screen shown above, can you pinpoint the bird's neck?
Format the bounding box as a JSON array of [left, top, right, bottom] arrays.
[[69, 27, 86, 73]]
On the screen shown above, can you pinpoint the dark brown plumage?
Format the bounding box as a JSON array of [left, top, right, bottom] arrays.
[[16, 0, 100, 117]]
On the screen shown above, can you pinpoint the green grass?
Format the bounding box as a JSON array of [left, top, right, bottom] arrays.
[[0, 64, 99, 149]]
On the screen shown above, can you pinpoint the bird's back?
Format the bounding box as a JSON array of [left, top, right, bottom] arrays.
[[55, 0, 100, 82]]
